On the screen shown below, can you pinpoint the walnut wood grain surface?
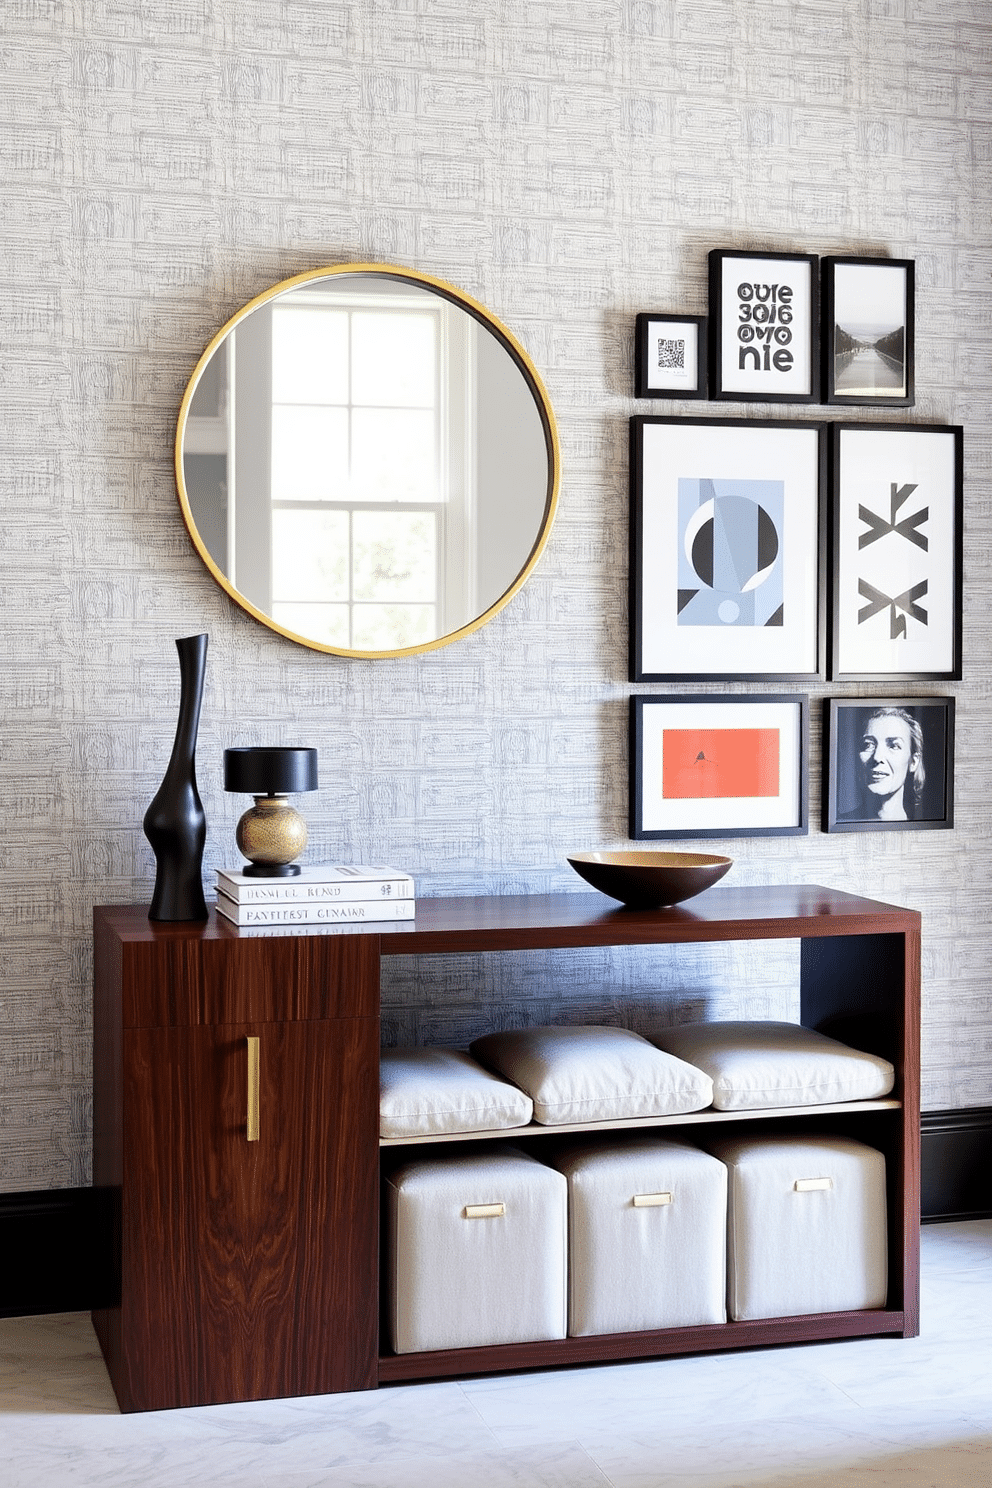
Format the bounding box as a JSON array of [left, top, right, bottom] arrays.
[[94, 907, 379, 1027], [96, 886, 921, 965], [800, 926, 921, 1336], [117, 1016, 378, 1411], [375, 885, 921, 953], [91, 914, 125, 1386], [379, 1308, 909, 1383]]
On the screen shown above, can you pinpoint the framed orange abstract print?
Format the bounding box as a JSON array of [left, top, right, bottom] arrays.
[[630, 694, 808, 839]]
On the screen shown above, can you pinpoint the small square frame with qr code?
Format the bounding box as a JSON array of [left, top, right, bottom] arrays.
[[635, 314, 707, 398]]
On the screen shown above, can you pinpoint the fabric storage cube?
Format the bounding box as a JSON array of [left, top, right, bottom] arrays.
[[385, 1144, 568, 1353], [709, 1134, 887, 1321], [380, 1046, 534, 1138], [649, 1021, 894, 1111], [469, 1025, 713, 1125], [551, 1137, 727, 1336]]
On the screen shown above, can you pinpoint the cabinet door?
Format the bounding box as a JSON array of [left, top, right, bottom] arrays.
[[120, 1016, 378, 1411]]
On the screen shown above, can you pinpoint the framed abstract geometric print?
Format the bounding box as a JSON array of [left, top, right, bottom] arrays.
[[630, 417, 825, 681], [830, 423, 963, 681]]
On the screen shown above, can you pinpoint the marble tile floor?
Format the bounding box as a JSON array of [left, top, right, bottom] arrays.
[[1, 1220, 990, 1488]]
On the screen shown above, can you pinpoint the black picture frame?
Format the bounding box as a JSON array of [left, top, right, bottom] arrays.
[[708, 249, 820, 403], [823, 697, 954, 832], [830, 422, 963, 682], [630, 415, 826, 682], [634, 313, 708, 398], [630, 693, 809, 840], [822, 256, 915, 408]]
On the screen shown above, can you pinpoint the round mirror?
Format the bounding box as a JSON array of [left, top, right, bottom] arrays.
[[175, 264, 560, 657]]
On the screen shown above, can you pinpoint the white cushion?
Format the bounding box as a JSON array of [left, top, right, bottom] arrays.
[[385, 1145, 568, 1352], [469, 1025, 713, 1126], [552, 1138, 727, 1334], [380, 1046, 533, 1138], [648, 1021, 894, 1111], [709, 1134, 888, 1320]]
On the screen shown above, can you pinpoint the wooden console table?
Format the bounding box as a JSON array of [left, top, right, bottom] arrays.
[[92, 884, 920, 1412]]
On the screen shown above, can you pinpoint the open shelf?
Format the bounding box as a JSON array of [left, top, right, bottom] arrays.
[[380, 1098, 903, 1146], [379, 1307, 909, 1383]]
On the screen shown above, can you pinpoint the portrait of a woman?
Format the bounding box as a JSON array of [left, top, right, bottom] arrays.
[[827, 698, 953, 832], [850, 706, 925, 821]]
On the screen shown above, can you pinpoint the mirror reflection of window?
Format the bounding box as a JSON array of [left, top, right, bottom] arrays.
[[270, 508, 349, 648], [262, 291, 469, 650]]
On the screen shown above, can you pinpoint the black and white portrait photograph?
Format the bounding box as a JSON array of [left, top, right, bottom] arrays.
[[824, 697, 954, 832], [822, 257, 915, 407]]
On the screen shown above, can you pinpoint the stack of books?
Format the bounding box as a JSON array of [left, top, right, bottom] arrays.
[[214, 864, 415, 927]]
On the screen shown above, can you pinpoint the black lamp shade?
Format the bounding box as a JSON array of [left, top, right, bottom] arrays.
[[224, 747, 318, 795]]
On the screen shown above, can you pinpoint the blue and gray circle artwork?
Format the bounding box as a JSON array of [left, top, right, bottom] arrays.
[[677, 478, 784, 627]]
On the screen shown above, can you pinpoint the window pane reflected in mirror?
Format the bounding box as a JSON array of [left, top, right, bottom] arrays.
[[353, 510, 437, 603], [352, 604, 437, 650], [272, 309, 349, 404], [271, 407, 349, 501], [351, 311, 437, 407], [351, 409, 437, 502], [272, 510, 349, 600], [271, 508, 437, 650], [270, 603, 351, 648]]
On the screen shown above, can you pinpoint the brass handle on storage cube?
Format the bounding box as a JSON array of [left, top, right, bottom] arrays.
[[633, 1192, 673, 1207], [464, 1203, 505, 1219], [794, 1177, 832, 1192]]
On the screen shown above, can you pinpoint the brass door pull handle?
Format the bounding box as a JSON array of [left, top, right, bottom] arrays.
[[247, 1036, 260, 1142]]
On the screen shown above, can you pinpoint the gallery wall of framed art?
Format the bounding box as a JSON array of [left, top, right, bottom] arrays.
[[627, 245, 961, 842]]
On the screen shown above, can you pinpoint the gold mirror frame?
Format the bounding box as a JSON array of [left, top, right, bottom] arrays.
[[174, 263, 561, 659]]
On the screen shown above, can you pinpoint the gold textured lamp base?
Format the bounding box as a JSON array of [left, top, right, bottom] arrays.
[[236, 794, 309, 877]]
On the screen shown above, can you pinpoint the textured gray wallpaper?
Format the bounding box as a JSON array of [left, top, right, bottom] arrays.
[[2, 0, 990, 1191]]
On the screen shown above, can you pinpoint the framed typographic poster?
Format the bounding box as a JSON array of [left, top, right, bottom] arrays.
[[708, 249, 819, 403], [630, 694, 808, 839], [830, 423, 963, 681], [822, 256, 915, 408], [630, 416, 825, 681], [634, 313, 708, 398], [823, 697, 954, 833]]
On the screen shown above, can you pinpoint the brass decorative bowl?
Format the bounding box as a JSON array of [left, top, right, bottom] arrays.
[[567, 850, 733, 909]]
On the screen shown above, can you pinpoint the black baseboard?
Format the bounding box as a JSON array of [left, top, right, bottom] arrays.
[[920, 1105, 992, 1223], [1, 1110, 990, 1317], [0, 1187, 117, 1319]]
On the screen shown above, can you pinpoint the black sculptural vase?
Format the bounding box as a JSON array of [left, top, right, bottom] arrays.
[[143, 633, 208, 921]]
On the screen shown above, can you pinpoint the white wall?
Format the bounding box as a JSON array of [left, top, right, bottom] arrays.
[[2, 0, 991, 1190]]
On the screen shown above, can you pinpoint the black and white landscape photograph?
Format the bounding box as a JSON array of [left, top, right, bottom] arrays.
[[826, 258, 914, 405]]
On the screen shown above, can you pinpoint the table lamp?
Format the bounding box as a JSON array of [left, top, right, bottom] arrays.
[[223, 747, 319, 877]]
